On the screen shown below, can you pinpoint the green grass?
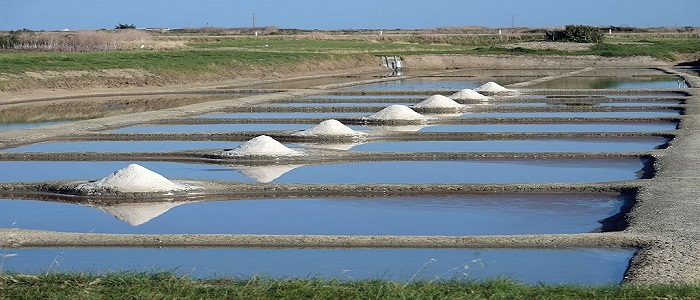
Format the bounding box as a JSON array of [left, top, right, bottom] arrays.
[[0, 49, 335, 75], [2, 272, 700, 299], [190, 37, 437, 52], [589, 38, 700, 60]]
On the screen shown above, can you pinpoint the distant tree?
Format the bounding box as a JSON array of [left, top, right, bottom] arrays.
[[546, 25, 604, 43], [0, 30, 24, 49], [115, 23, 136, 30], [563, 25, 604, 43]]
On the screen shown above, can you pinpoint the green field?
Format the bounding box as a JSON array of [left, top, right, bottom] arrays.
[[0, 49, 337, 74]]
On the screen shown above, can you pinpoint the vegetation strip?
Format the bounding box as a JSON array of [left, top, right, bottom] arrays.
[[4, 273, 700, 300]]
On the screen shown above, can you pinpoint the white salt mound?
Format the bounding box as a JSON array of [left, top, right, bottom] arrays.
[[225, 135, 301, 156], [292, 119, 365, 137], [77, 164, 186, 193], [413, 95, 464, 108], [368, 105, 425, 120], [474, 81, 509, 92], [473, 81, 518, 94], [450, 89, 492, 100]]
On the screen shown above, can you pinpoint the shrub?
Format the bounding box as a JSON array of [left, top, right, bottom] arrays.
[[0, 31, 20, 49], [115, 23, 136, 30], [564, 25, 604, 43]]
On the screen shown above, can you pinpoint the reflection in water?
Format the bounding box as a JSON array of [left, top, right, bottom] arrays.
[[229, 164, 304, 183], [422, 112, 466, 118], [343, 77, 528, 91], [3, 141, 237, 153], [368, 124, 432, 132], [90, 201, 193, 226], [199, 112, 367, 119], [533, 76, 686, 89], [350, 138, 667, 153], [421, 123, 677, 133], [297, 142, 366, 151], [114, 123, 312, 133], [0, 193, 625, 235]]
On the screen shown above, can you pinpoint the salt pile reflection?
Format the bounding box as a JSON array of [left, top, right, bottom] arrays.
[[229, 164, 304, 183], [90, 201, 192, 226]]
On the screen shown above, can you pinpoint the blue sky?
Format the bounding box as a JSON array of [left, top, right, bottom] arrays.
[[2, 0, 698, 31]]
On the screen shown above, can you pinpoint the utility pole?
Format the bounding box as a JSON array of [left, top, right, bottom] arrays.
[[252, 12, 256, 28], [511, 14, 515, 29]]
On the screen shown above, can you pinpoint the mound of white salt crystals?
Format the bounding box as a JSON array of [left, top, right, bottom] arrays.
[[225, 135, 302, 156], [473, 81, 518, 94], [450, 88, 492, 101], [413, 95, 464, 108], [368, 105, 425, 120], [77, 164, 187, 193], [292, 119, 365, 137]]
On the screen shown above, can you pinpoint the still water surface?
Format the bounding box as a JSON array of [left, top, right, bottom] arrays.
[[0, 247, 635, 285], [2, 138, 666, 153], [0, 159, 646, 184], [0, 193, 623, 234]]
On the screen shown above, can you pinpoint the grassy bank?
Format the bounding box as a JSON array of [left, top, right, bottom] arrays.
[[1, 32, 698, 92], [1, 272, 700, 299], [0, 50, 376, 91]]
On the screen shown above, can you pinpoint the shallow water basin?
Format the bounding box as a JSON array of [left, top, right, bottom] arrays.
[[497, 100, 681, 107], [532, 76, 688, 89], [2, 137, 667, 152], [598, 101, 682, 107], [199, 112, 368, 119], [0, 159, 646, 184], [305, 95, 424, 100], [418, 123, 676, 133], [114, 123, 363, 133], [343, 77, 527, 91], [0, 247, 634, 285], [0, 193, 625, 234], [460, 111, 679, 118], [348, 138, 667, 153], [262, 102, 413, 107], [342, 78, 479, 91], [3, 141, 243, 153], [0, 121, 69, 131]]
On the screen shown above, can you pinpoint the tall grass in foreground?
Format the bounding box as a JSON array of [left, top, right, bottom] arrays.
[[1, 272, 700, 299]]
